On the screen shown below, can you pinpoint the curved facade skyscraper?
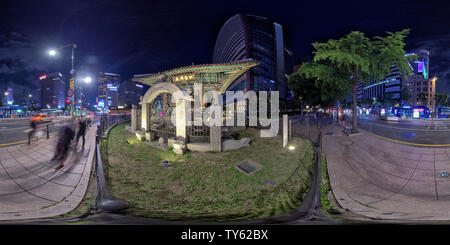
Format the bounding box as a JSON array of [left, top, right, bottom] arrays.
[[213, 14, 292, 99]]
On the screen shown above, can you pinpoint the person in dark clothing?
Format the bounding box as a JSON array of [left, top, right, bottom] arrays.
[[86, 117, 92, 127], [53, 125, 75, 169], [27, 120, 37, 144], [76, 119, 87, 148]]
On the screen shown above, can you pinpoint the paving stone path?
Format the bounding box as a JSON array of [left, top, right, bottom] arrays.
[[0, 125, 96, 221], [324, 124, 450, 221]]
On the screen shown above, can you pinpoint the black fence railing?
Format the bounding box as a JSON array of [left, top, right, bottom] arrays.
[[28, 117, 74, 143], [97, 114, 131, 139], [93, 114, 130, 213]]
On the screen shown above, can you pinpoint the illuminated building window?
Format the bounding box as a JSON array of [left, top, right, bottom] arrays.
[[184, 76, 188, 80], [189, 75, 193, 79], [175, 77, 179, 81]]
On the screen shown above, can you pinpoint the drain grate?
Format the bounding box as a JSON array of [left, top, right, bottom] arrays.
[[235, 160, 263, 176]]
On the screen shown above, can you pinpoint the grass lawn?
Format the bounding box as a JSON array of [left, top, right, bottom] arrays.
[[101, 122, 315, 221]]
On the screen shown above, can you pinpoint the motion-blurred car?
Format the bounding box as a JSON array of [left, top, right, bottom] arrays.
[[31, 114, 53, 123]]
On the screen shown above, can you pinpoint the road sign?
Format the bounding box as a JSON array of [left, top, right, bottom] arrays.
[[67, 89, 74, 97], [70, 78, 74, 89]]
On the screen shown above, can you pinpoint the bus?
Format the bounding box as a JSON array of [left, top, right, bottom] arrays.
[[391, 106, 430, 119], [437, 107, 450, 118]]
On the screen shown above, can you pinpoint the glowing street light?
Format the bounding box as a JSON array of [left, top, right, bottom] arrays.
[[48, 49, 57, 56], [84, 76, 92, 83], [46, 43, 77, 117]]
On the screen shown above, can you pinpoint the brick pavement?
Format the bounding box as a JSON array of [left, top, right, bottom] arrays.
[[0, 124, 96, 220]]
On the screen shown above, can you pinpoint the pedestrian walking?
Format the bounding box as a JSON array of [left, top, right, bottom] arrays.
[[76, 119, 87, 148], [26, 120, 37, 144], [53, 125, 75, 169], [86, 117, 92, 127]]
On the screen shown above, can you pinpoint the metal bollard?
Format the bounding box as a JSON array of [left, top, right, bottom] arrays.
[[46, 124, 49, 139]]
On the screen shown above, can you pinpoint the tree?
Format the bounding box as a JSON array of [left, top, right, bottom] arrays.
[[289, 61, 350, 122], [435, 93, 449, 107], [400, 87, 410, 105], [417, 92, 427, 105], [288, 67, 322, 114], [383, 93, 398, 107], [305, 30, 414, 133]]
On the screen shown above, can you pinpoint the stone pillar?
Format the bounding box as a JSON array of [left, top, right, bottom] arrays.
[[141, 103, 149, 132], [176, 98, 188, 143], [131, 105, 138, 132], [145, 131, 155, 141], [210, 126, 222, 152], [283, 114, 288, 148], [289, 118, 292, 140]]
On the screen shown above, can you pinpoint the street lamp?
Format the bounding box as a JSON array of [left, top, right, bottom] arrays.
[[48, 49, 57, 56], [84, 76, 92, 83], [48, 43, 77, 117]]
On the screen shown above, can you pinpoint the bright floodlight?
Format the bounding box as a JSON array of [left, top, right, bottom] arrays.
[[48, 50, 57, 56], [84, 76, 92, 83]]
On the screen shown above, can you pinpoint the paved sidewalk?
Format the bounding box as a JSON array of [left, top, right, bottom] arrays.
[[0, 124, 96, 221], [323, 124, 450, 221]]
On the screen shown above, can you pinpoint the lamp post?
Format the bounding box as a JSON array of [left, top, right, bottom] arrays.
[[429, 76, 437, 114], [27, 94, 32, 115], [48, 43, 77, 117]]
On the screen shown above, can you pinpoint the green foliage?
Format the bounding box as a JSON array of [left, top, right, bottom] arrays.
[[435, 93, 449, 107], [296, 29, 412, 131], [288, 62, 351, 109], [320, 156, 332, 214], [417, 92, 427, 105], [383, 93, 399, 107]]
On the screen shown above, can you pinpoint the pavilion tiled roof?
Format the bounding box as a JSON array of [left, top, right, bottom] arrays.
[[132, 59, 259, 93]]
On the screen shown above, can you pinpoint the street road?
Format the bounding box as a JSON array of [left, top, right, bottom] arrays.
[[0, 118, 66, 147], [357, 118, 450, 145]]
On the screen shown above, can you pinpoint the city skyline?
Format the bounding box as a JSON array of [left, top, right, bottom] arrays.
[[1, 0, 450, 107]]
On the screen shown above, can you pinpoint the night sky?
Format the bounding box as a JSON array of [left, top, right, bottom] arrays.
[[1, 0, 450, 105]]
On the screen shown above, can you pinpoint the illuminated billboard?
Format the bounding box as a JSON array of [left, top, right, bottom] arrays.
[[413, 108, 420, 119], [107, 84, 118, 91], [417, 62, 424, 72]]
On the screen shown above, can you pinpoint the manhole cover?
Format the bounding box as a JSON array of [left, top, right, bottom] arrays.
[[339, 140, 353, 146], [441, 172, 449, 178], [235, 160, 263, 176]]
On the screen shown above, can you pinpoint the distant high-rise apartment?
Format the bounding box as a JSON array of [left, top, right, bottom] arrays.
[[118, 80, 145, 107], [213, 14, 293, 100], [357, 50, 431, 106], [403, 50, 432, 106], [39, 73, 65, 109], [97, 72, 120, 108], [2, 87, 14, 106]]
